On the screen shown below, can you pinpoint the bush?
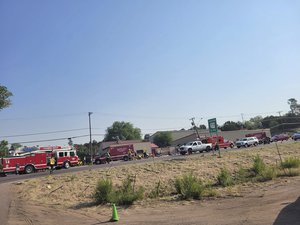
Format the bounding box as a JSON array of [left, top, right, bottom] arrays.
[[256, 167, 277, 182], [93, 176, 144, 206], [281, 157, 300, 169], [217, 168, 234, 187], [93, 178, 113, 204], [250, 155, 277, 182], [175, 173, 204, 200], [113, 176, 144, 206]]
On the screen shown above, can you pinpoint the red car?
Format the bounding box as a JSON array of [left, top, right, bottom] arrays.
[[271, 134, 290, 142]]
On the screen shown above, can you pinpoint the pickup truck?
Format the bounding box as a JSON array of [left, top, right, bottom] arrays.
[[179, 141, 212, 155]]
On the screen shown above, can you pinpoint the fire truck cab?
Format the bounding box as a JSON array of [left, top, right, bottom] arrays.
[[53, 148, 78, 169], [203, 136, 234, 149], [39, 146, 79, 169]]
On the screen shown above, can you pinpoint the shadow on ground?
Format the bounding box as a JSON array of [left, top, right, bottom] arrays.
[[273, 196, 300, 225], [69, 202, 97, 209]]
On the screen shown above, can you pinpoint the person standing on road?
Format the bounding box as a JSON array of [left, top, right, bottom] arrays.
[[49, 156, 56, 174], [15, 163, 19, 175], [106, 152, 111, 164]]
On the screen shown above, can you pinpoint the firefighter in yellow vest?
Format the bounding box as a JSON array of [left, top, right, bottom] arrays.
[[128, 148, 134, 160], [49, 156, 56, 174]]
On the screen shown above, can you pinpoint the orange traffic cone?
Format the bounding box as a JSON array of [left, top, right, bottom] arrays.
[[111, 204, 119, 222]]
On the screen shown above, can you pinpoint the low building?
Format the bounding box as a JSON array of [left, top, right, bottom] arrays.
[[151, 129, 271, 147]]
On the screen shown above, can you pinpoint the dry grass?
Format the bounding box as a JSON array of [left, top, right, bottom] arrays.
[[16, 141, 300, 213]]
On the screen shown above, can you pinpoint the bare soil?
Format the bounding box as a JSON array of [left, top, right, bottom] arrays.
[[4, 142, 300, 225]]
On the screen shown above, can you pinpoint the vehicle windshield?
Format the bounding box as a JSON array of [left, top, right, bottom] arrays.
[[186, 142, 193, 146], [241, 138, 248, 141]]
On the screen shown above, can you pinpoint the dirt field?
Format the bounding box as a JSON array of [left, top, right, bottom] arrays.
[[4, 141, 300, 224]]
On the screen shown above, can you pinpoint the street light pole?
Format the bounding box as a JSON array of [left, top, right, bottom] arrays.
[[88, 112, 93, 159]]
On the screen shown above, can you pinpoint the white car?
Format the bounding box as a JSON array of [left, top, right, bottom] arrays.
[[235, 137, 259, 148]]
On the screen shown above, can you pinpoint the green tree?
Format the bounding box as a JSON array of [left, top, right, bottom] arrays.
[[288, 98, 300, 115], [199, 124, 207, 129], [153, 131, 172, 147], [261, 116, 278, 128], [244, 116, 263, 130], [104, 121, 141, 142], [220, 121, 242, 131], [0, 85, 13, 111], [11, 143, 22, 150], [0, 140, 9, 157], [75, 140, 100, 159]]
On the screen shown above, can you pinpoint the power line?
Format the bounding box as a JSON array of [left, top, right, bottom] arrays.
[[0, 110, 287, 122], [0, 128, 107, 138], [0, 112, 87, 121], [10, 134, 105, 145], [0, 128, 89, 138]]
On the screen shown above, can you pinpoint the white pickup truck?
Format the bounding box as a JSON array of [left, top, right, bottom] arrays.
[[179, 141, 212, 155]]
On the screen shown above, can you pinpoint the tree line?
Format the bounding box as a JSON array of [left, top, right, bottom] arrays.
[[220, 98, 300, 133]]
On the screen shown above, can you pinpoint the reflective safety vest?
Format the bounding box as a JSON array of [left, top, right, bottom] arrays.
[[50, 158, 56, 165]]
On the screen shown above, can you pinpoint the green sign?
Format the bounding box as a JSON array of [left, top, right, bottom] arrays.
[[208, 118, 218, 133]]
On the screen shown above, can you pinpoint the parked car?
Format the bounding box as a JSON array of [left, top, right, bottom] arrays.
[[235, 137, 259, 148], [292, 132, 300, 141], [271, 134, 290, 142]]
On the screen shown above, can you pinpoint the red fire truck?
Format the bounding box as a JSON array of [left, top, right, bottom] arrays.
[[93, 144, 135, 164], [203, 136, 234, 149], [0, 146, 79, 175], [1, 152, 48, 174]]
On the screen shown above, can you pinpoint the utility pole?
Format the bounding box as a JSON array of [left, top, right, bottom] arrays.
[[241, 113, 245, 129], [88, 112, 93, 159], [190, 117, 201, 140], [277, 111, 283, 133]]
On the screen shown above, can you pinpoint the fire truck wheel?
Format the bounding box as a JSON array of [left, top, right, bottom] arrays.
[[25, 165, 34, 174], [64, 161, 70, 169], [123, 156, 129, 161], [95, 159, 101, 165]]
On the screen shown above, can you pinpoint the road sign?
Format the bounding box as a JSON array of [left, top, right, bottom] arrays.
[[208, 118, 218, 133]]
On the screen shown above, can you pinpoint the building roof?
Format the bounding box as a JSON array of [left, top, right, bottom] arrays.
[[150, 129, 209, 142], [150, 143, 159, 148]]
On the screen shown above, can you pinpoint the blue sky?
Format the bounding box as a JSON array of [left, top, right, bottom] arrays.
[[1, 0, 300, 146]]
